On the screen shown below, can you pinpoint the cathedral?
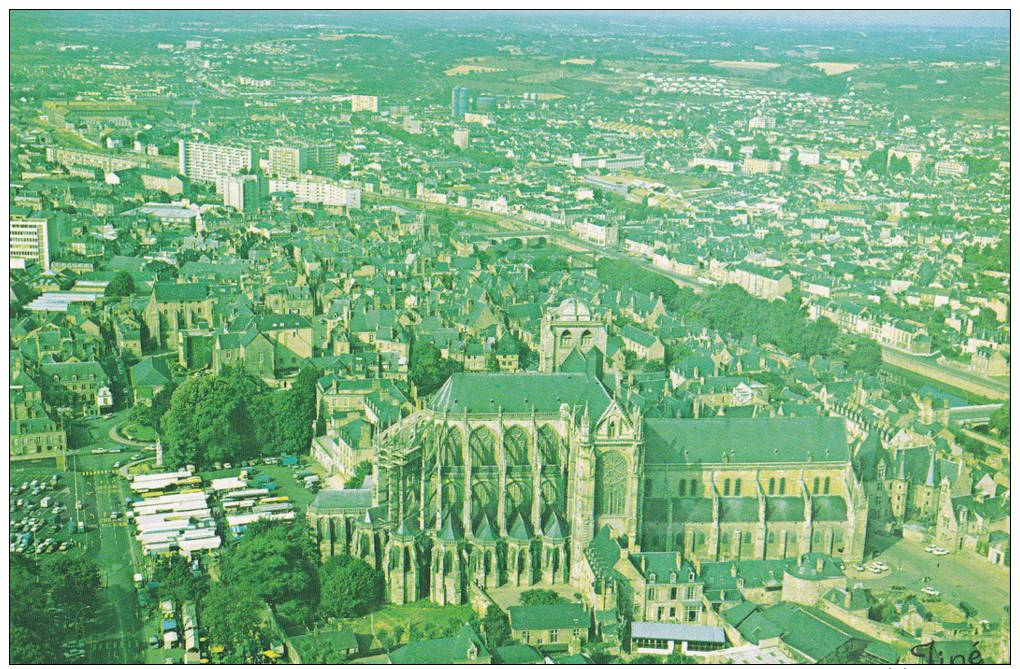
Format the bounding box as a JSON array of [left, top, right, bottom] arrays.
[[307, 300, 868, 609]]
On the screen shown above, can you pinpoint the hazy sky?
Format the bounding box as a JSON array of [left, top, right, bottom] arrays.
[[12, 9, 1010, 31], [604, 10, 1009, 29]]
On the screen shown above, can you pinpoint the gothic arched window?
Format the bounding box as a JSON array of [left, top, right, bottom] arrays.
[[469, 427, 497, 466], [442, 427, 464, 468], [503, 426, 530, 467], [538, 424, 561, 465], [595, 451, 628, 516]]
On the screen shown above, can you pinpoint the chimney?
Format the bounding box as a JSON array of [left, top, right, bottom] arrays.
[[816, 556, 824, 572], [730, 564, 737, 578]]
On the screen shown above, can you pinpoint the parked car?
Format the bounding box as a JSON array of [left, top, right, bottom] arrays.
[[921, 586, 941, 597]]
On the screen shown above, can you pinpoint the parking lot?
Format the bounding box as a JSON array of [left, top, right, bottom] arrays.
[[12, 409, 150, 663], [10, 467, 79, 557], [13, 424, 325, 663], [852, 533, 1010, 621]]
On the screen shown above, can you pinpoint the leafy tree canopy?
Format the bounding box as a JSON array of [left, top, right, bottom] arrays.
[[320, 554, 384, 619]]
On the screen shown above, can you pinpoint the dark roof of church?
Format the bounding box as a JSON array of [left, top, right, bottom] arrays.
[[643, 417, 849, 466], [429, 372, 611, 417]]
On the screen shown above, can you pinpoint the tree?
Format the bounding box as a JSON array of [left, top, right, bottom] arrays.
[[10, 555, 62, 664], [519, 589, 566, 606], [273, 389, 314, 455], [666, 649, 696, 664], [846, 339, 883, 374], [347, 461, 373, 490], [888, 155, 912, 175], [161, 367, 272, 466], [480, 604, 511, 650], [201, 583, 264, 659], [150, 381, 177, 433], [375, 629, 395, 653], [627, 654, 662, 664], [161, 374, 250, 467], [42, 553, 101, 610], [129, 401, 153, 428], [990, 401, 1009, 439], [409, 340, 463, 396], [220, 519, 320, 611], [105, 270, 135, 297], [152, 554, 209, 604], [320, 554, 385, 619]]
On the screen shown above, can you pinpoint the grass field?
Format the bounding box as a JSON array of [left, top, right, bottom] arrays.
[[118, 422, 157, 443], [810, 62, 858, 75], [201, 464, 319, 511], [345, 600, 477, 643]]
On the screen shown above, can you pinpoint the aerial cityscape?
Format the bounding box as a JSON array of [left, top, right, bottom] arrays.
[[7, 9, 1011, 666]]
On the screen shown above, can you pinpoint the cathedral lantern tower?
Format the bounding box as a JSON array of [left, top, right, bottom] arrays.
[[539, 299, 607, 374]]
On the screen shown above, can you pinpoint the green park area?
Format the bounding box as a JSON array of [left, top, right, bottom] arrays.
[[344, 599, 478, 646]]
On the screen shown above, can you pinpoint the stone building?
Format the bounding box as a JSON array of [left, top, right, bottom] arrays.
[[306, 301, 868, 610], [143, 282, 214, 351]]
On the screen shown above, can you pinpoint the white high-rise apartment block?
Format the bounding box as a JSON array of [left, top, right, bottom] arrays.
[[267, 144, 339, 177], [178, 140, 256, 183], [269, 176, 361, 208]]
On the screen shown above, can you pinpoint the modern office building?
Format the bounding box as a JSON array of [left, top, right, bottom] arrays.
[[10, 218, 60, 270], [267, 144, 340, 178], [451, 86, 470, 117], [178, 139, 256, 183]]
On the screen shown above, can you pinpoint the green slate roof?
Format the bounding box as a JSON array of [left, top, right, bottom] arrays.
[[584, 525, 622, 580], [509, 603, 590, 631], [493, 644, 544, 664], [727, 602, 864, 662], [812, 495, 848, 521], [429, 372, 611, 417], [719, 497, 759, 522], [766, 496, 805, 521], [152, 282, 208, 303], [129, 356, 172, 388], [629, 552, 698, 584], [40, 360, 109, 383], [308, 489, 373, 511], [388, 624, 489, 664], [643, 417, 849, 465], [289, 628, 358, 659], [863, 640, 900, 663], [551, 653, 594, 664], [507, 510, 533, 541], [674, 498, 713, 523]]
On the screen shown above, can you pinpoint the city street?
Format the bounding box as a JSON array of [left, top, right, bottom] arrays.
[[88, 472, 143, 663]]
